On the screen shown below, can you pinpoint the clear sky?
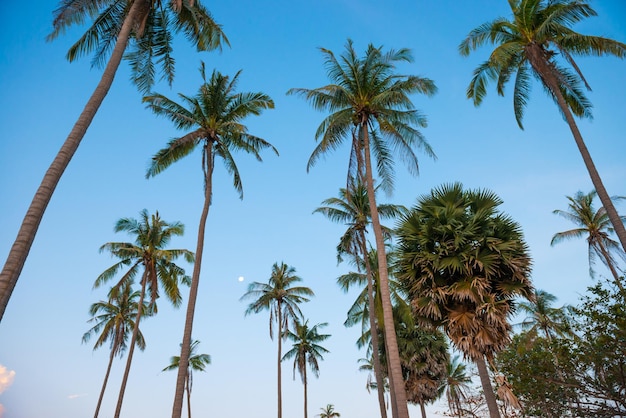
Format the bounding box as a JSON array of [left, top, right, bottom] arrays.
[[1, 1, 625, 417]]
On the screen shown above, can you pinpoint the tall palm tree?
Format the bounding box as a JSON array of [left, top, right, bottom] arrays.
[[144, 63, 276, 418], [459, 0, 626, 253], [552, 190, 626, 293], [517, 289, 574, 342], [82, 281, 151, 418], [95, 209, 193, 418], [288, 39, 437, 418], [438, 356, 472, 418], [318, 404, 341, 418], [0, 0, 227, 321], [241, 262, 314, 418], [396, 183, 533, 418], [163, 340, 211, 418], [314, 182, 405, 418], [282, 320, 331, 418]]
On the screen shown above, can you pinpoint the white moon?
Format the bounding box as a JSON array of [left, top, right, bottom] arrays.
[[238, 276, 244, 282]]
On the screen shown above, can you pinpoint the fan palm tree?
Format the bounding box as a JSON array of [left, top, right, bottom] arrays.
[[163, 340, 211, 418], [459, 0, 626, 253], [95, 209, 193, 418], [318, 404, 341, 418], [144, 62, 276, 418], [396, 183, 533, 418], [282, 320, 331, 418], [552, 190, 626, 294], [517, 289, 574, 342], [288, 39, 437, 418], [314, 182, 406, 418], [439, 356, 472, 418], [0, 0, 227, 321], [82, 281, 151, 418], [241, 262, 314, 418]]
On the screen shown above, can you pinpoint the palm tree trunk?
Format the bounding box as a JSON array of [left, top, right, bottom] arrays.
[[362, 126, 409, 418], [597, 240, 626, 294], [475, 355, 500, 418], [0, 0, 144, 322], [526, 45, 626, 254], [303, 367, 308, 418], [172, 146, 215, 418], [419, 401, 427, 418], [359, 231, 388, 418], [277, 302, 283, 418], [94, 343, 117, 418], [114, 270, 148, 418], [186, 374, 192, 418]]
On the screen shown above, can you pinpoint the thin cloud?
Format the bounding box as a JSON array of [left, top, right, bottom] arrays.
[[67, 393, 87, 400], [0, 365, 15, 394]]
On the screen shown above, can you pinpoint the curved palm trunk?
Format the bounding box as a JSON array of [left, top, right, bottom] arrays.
[[114, 270, 149, 418], [172, 146, 215, 418], [94, 341, 117, 418], [362, 126, 409, 418], [359, 231, 388, 418], [303, 366, 308, 418], [526, 45, 626, 255], [475, 356, 500, 418], [277, 301, 284, 418], [0, 0, 144, 322]]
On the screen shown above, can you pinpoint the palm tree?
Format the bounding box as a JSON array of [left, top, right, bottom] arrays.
[[282, 320, 331, 418], [241, 262, 314, 418], [144, 62, 276, 418], [95, 209, 193, 418], [163, 340, 211, 418], [0, 0, 227, 321], [517, 289, 574, 342], [459, 0, 626, 253], [82, 281, 151, 418], [552, 190, 626, 294], [288, 39, 437, 418], [318, 404, 341, 418], [396, 183, 533, 418], [439, 356, 472, 418], [314, 182, 405, 418]]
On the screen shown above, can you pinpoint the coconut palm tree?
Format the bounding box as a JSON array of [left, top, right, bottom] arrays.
[[282, 320, 331, 418], [552, 191, 626, 294], [517, 289, 574, 342], [439, 356, 472, 418], [314, 182, 405, 418], [459, 0, 626, 254], [288, 39, 437, 418], [82, 281, 151, 418], [318, 404, 341, 418], [241, 262, 314, 418], [95, 209, 193, 418], [0, 0, 227, 321], [396, 183, 533, 418], [163, 340, 211, 418], [144, 63, 276, 418]]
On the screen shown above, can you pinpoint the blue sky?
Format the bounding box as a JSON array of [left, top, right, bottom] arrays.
[[1, 1, 625, 417]]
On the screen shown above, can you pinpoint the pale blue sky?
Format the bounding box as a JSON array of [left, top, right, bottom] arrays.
[[1, 1, 625, 417]]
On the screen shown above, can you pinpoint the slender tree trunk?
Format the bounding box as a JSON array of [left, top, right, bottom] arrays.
[[172, 147, 214, 418], [94, 344, 117, 418], [303, 367, 308, 418], [419, 401, 427, 418], [0, 0, 143, 322], [526, 45, 626, 254], [114, 270, 148, 418], [475, 356, 500, 418], [597, 240, 626, 294], [186, 374, 192, 418], [277, 302, 283, 418], [362, 125, 409, 418], [359, 231, 388, 418]]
